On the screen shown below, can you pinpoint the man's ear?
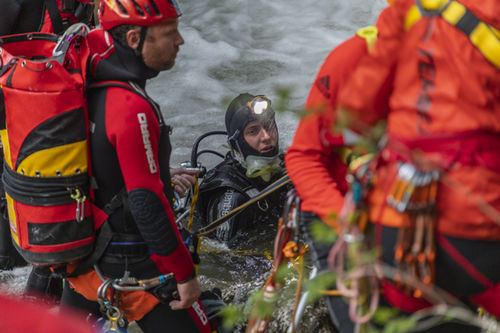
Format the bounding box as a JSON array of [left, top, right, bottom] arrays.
[[126, 29, 140, 50]]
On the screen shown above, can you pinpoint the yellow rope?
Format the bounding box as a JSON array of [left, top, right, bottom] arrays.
[[320, 289, 343, 296], [200, 247, 273, 260], [196, 175, 291, 237]]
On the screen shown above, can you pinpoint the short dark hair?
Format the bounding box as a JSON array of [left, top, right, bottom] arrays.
[[108, 24, 140, 47]]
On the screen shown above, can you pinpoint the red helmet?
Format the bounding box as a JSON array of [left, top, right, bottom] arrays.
[[99, 0, 182, 30]]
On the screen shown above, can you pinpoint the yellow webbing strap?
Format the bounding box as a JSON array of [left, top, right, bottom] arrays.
[[348, 153, 375, 174], [337, 147, 353, 165], [0, 128, 12, 169], [404, 5, 423, 30], [355, 26, 379, 53], [468, 22, 500, 70], [404, 0, 500, 70], [337, 148, 375, 174], [187, 179, 199, 232], [440, 0, 466, 24]]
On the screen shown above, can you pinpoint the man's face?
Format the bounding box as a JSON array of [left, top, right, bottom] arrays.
[[243, 119, 278, 154], [142, 19, 184, 71]]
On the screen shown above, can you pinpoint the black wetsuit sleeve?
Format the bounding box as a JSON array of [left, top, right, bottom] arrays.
[[206, 188, 252, 243]]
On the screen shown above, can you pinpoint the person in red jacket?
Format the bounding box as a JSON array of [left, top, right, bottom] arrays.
[[337, 0, 500, 328], [285, 10, 391, 332], [60, 1, 211, 332], [0, 292, 95, 333]]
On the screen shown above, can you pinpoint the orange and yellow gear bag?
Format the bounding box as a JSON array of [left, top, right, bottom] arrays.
[[0, 24, 107, 267]]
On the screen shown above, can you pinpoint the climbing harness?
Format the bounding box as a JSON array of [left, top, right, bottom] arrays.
[[94, 264, 177, 332], [327, 129, 500, 327], [96, 279, 129, 332]]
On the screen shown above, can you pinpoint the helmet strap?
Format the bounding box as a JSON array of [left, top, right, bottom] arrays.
[[135, 26, 148, 60]]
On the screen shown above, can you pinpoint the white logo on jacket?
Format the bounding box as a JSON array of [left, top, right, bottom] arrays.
[[192, 301, 208, 325], [137, 113, 158, 174]]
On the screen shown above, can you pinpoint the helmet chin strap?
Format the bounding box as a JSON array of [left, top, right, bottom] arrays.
[[135, 26, 149, 63]]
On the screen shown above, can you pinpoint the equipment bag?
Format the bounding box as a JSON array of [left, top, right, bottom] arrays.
[[0, 24, 107, 266]]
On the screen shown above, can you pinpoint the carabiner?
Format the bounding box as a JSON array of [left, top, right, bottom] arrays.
[[69, 187, 87, 222]]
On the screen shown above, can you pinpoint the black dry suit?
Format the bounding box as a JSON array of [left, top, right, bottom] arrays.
[[196, 152, 288, 246], [61, 29, 211, 333], [83, 30, 187, 280]]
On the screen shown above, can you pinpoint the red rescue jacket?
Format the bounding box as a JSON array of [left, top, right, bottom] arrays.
[[339, 0, 500, 240]]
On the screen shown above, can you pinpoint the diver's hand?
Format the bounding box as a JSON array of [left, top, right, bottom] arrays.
[[170, 168, 200, 197], [170, 277, 202, 310]]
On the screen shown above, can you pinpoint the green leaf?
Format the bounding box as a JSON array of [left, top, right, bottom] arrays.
[[383, 317, 416, 333], [310, 219, 338, 244], [304, 271, 337, 303], [272, 85, 295, 114], [275, 261, 298, 283], [248, 287, 276, 318], [359, 247, 381, 265], [372, 307, 400, 324], [220, 304, 247, 330]]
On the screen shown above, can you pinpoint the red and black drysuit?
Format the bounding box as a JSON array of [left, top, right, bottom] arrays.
[[61, 29, 210, 333]]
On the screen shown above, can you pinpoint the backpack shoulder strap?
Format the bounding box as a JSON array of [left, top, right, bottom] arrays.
[[44, 0, 64, 34], [404, 0, 500, 70], [89, 80, 165, 125]]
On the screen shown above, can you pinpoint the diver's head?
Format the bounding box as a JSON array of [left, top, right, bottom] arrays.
[[225, 93, 279, 160]]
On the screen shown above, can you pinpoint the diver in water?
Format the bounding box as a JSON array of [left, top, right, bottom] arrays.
[[196, 93, 289, 246]]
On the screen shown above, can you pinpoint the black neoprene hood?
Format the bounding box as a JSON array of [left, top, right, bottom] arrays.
[[224, 93, 278, 158], [225, 94, 276, 135]]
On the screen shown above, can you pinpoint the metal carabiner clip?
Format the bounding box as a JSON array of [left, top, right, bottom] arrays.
[[70, 187, 87, 222], [97, 279, 115, 313]]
